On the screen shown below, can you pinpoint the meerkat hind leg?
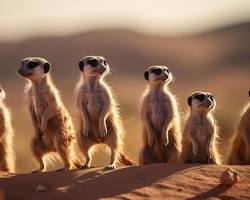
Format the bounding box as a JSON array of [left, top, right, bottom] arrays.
[[55, 137, 72, 171], [81, 149, 93, 169], [31, 137, 50, 173], [106, 146, 119, 170], [79, 138, 95, 169]]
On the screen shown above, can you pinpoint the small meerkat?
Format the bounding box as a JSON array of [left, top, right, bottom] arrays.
[[0, 86, 15, 173], [181, 92, 221, 164], [76, 55, 133, 170], [228, 91, 250, 165], [18, 57, 80, 172], [139, 66, 182, 165]]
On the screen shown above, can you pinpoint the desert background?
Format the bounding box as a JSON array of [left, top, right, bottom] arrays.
[[0, 0, 249, 174]]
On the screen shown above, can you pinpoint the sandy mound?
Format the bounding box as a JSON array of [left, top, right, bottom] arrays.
[[0, 164, 249, 200]]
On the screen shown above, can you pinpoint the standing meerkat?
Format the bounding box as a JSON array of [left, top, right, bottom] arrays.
[[18, 57, 80, 172], [76, 55, 133, 170], [0, 86, 15, 173], [181, 92, 221, 164], [139, 66, 182, 165], [228, 91, 250, 165]]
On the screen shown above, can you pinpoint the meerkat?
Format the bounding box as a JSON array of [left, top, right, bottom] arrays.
[[0, 86, 15, 173], [139, 66, 182, 165], [181, 91, 221, 164], [228, 91, 250, 165], [18, 57, 80, 173], [75, 55, 133, 170]]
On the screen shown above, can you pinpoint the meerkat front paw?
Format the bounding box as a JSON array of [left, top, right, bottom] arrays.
[[162, 132, 169, 146], [99, 123, 108, 138]]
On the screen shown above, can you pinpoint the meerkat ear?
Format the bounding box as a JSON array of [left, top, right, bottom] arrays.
[[248, 90, 250, 97], [144, 71, 149, 81], [188, 96, 192, 106], [79, 60, 84, 71], [44, 62, 51, 74]]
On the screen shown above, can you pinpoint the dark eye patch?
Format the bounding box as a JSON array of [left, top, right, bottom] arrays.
[[86, 59, 99, 67], [194, 94, 206, 101], [27, 61, 39, 69], [151, 68, 162, 75]]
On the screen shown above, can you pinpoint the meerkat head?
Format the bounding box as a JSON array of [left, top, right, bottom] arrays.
[[187, 91, 216, 113], [0, 86, 6, 101], [144, 66, 172, 85], [18, 57, 51, 81], [79, 56, 109, 78]]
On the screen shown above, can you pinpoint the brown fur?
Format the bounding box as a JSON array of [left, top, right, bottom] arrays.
[[76, 56, 133, 170], [139, 66, 182, 165], [0, 87, 15, 172], [181, 91, 221, 164], [228, 92, 250, 164], [18, 57, 80, 172]]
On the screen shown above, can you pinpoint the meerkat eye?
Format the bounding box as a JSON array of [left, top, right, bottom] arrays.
[[27, 61, 38, 69], [194, 94, 206, 101]]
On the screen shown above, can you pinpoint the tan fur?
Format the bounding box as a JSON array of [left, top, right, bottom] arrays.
[[0, 87, 15, 172], [139, 66, 182, 165], [18, 57, 80, 172], [76, 56, 133, 170], [181, 91, 221, 164], [228, 92, 250, 164]]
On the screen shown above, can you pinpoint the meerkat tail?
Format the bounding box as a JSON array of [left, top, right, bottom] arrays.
[[118, 151, 135, 166]]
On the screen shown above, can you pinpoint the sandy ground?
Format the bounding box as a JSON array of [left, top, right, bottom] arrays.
[[0, 164, 249, 200]]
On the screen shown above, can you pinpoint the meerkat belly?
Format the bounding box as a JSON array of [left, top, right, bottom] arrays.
[[86, 97, 102, 126], [148, 102, 166, 132], [195, 126, 210, 150], [32, 96, 46, 126]]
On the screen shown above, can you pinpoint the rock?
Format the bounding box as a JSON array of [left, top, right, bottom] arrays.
[[35, 185, 48, 192], [220, 168, 239, 186]]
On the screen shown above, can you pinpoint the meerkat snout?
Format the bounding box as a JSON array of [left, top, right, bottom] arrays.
[[144, 66, 171, 84], [188, 92, 215, 112], [18, 57, 51, 80], [79, 56, 109, 76]]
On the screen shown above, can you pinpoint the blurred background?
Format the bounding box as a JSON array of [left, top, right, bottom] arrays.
[[0, 0, 249, 173]]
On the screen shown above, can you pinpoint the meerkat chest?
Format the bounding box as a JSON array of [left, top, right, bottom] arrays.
[[31, 94, 46, 121], [146, 95, 170, 127], [86, 91, 105, 117], [192, 123, 213, 145]]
